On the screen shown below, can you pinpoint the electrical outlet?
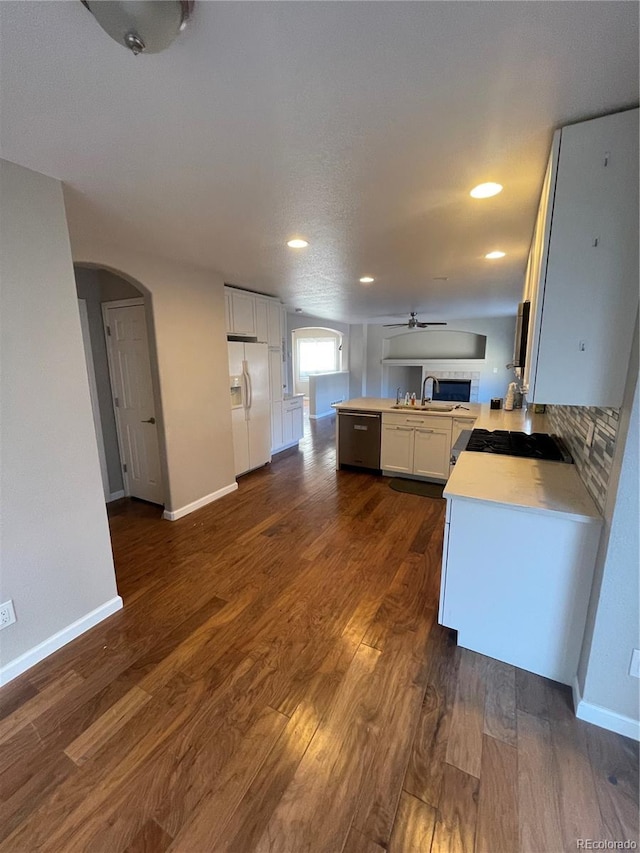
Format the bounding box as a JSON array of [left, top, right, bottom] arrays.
[[0, 600, 16, 630], [630, 649, 640, 679]]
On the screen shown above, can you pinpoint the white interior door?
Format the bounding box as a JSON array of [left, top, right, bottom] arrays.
[[104, 302, 164, 505]]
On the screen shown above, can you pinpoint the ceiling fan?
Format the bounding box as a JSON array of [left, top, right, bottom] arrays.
[[383, 312, 447, 329]]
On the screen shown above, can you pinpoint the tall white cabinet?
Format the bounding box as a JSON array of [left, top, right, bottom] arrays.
[[523, 108, 638, 407], [225, 286, 303, 454]]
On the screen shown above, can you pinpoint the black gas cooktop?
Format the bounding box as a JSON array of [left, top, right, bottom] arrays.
[[466, 429, 571, 462]]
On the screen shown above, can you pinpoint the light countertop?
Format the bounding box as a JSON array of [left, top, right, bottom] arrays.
[[332, 397, 480, 420], [444, 452, 601, 523], [332, 398, 551, 433]]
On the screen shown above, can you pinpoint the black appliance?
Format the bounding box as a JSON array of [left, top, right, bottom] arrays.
[[433, 379, 471, 402], [466, 429, 572, 462], [338, 410, 381, 470]]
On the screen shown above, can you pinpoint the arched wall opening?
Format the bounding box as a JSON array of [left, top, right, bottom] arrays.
[[70, 242, 236, 518], [291, 326, 345, 397], [74, 264, 168, 507]]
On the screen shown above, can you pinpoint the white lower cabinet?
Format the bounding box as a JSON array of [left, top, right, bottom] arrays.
[[439, 497, 601, 685], [451, 417, 474, 447], [283, 398, 304, 445], [413, 427, 451, 479], [271, 401, 283, 450], [272, 396, 304, 452], [380, 424, 413, 473], [381, 413, 452, 480]]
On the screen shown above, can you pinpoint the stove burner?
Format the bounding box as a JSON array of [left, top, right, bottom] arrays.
[[466, 429, 571, 462]]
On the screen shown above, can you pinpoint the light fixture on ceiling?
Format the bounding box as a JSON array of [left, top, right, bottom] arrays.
[[359, 276, 375, 284], [470, 182, 503, 199], [383, 312, 447, 329], [81, 1, 194, 55], [485, 251, 506, 259], [287, 239, 309, 249]]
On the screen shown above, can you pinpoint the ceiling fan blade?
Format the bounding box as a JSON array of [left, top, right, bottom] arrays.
[[383, 323, 408, 327], [416, 321, 447, 327]]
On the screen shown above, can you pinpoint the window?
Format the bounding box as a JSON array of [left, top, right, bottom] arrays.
[[297, 337, 340, 377], [292, 327, 343, 395]]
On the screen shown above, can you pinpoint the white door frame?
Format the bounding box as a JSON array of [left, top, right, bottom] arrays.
[[101, 297, 161, 502], [78, 298, 110, 501]]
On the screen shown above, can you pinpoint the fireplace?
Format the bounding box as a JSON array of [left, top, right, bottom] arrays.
[[433, 379, 471, 402]]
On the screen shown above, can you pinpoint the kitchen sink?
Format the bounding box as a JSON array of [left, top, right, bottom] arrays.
[[390, 403, 455, 412]]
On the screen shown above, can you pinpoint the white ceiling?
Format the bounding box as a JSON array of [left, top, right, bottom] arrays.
[[1, 2, 637, 324]]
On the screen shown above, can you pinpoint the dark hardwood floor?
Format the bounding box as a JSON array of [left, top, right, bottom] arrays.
[[1, 415, 638, 852]]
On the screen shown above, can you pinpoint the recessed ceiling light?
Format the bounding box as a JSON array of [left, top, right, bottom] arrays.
[[470, 182, 503, 199], [287, 239, 309, 249], [359, 276, 375, 284], [485, 251, 506, 259]]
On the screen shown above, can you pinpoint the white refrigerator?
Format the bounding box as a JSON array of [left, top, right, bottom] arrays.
[[228, 341, 271, 476]]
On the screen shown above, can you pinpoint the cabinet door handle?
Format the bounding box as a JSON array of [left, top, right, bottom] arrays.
[[388, 426, 412, 431], [407, 419, 425, 424], [417, 428, 434, 433]]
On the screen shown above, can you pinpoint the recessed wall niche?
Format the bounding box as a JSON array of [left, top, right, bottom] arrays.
[[383, 330, 487, 360]]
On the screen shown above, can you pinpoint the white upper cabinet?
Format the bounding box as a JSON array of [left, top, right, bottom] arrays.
[[226, 289, 256, 337], [267, 301, 283, 349], [225, 287, 285, 345], [224, 290, 233, 334], [255, 297, 269, 344], [524, 108, 639, 407]]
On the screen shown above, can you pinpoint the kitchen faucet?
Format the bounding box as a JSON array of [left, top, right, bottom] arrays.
[[421, 375, 440, 404], [396, 386, 402, 404]]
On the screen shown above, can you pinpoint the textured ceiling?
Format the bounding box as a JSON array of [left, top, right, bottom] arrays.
[[1, 1, 638, 323]]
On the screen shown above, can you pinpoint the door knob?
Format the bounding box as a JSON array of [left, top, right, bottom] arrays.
[[141, 417, 156, 424]]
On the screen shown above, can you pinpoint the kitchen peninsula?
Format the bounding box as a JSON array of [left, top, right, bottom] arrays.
[[333, 397, 479, 480], [334, 397, 602, 686]]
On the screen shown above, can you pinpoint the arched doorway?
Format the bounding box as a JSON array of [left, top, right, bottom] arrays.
[[74, 265, 165, 506]]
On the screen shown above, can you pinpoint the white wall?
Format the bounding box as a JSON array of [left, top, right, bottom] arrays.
[[70, 241, 236, 515], [348, 324, 366, 399], [308, 372, 350, 418], [364, 316, 516, 402], [0, 160, 121, 677], [576, 318, 639, 734]]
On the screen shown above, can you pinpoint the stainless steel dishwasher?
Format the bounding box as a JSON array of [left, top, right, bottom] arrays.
[[338, 410, 381, 471]]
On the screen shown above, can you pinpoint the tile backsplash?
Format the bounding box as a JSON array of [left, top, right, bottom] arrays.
[[546, 405, 619, 513]]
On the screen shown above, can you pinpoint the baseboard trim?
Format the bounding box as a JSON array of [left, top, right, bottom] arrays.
[[572, 676, 640, 741], [272, 440, 300, 455], [309, 410, 335, 420], [162, 482, 238, 521], [107, 490, 125, 503], [0, 596, 123, 686]]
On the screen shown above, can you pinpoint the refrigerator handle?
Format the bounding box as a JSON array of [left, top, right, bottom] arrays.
[[245, 367, 253, 411], [242, 361, 251, 418]]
